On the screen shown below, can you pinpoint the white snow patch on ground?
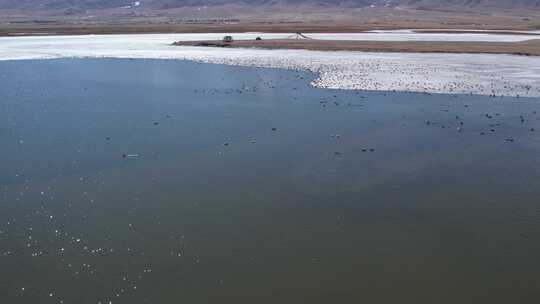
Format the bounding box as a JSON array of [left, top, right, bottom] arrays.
[[1, 33, 539, 97]]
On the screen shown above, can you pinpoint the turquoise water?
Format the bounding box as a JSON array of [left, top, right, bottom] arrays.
[[1, 59, 540, 303]]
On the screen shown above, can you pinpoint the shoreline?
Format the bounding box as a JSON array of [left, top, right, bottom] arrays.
[[1, 33, 539, 97], [173, 39, 540, 57]]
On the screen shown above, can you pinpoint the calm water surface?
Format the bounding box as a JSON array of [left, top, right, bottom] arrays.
[[1, 59, 540, 303]]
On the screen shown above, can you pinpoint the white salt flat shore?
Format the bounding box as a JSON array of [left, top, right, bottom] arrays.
[[1, 33, 539, 97]]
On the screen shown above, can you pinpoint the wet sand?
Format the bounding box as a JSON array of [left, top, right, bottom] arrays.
[[173, 39, 540, 56]]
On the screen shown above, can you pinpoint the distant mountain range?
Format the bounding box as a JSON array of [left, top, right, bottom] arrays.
[[1, 0, 539, 10]]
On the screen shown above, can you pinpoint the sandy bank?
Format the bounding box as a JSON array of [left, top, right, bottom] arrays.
[[174, 39, 540, 56]]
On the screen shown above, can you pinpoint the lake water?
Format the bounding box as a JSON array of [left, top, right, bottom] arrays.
[[1, 59, 540, 303]]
